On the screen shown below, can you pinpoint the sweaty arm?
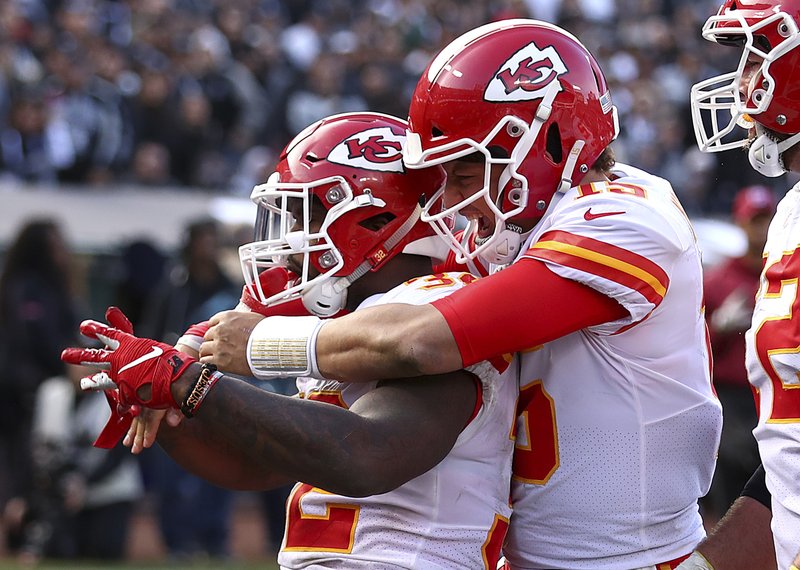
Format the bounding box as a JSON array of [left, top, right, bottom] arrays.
[[158, 362, 478, 496], [315, 258, 627, 381]]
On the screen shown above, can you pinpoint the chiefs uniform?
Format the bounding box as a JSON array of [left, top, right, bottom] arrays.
[[746, 183, 800, 569], [501, 164, 722, 569], [278, 273, 518, 570]]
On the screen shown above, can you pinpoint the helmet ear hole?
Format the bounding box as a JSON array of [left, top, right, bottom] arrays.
[[358, 212, 396, 232], [546, 123, 563, 164]]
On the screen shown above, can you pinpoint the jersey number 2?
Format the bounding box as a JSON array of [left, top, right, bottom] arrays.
[[754, 250, 800, 422], [283, 483, 359, 553]]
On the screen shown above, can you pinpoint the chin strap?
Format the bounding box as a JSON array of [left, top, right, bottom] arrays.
[[482, 138, 583, 267], [302, 204, 424, 316], [749, 126, 800, 177], [479, 223, 525, 266], [558, 140, 587, 193]]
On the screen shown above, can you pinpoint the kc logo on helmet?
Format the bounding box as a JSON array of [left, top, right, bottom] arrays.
[[485, 41, 568, 102], [328, 127, 405, 172]]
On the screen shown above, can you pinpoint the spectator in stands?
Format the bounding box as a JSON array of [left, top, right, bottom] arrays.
[[0, 0, 789, 211], [0, 218, 83, 555], [703, 185, 777, 521], [139, 218, 240, 561], [166, 89, 225, 188], [5, 363, 143, 564], [112, 239, 167, 331], [285, 53, 366, 135], [127, 141, 175, 187], [0, 90, 58, 183], [128, 66, 179, 151]]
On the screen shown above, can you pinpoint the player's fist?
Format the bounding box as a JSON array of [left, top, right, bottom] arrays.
[[62, 320, 195, 409], [200, 310, 264, 376]]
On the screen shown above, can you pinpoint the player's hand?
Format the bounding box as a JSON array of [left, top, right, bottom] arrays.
[[200, 310, 264, 375], [675, 552, 714, 570], [121, 325, 202, 453], [62, 320, 195, 408], [124, 407, 184, 454], [86, 307, 143, 448]]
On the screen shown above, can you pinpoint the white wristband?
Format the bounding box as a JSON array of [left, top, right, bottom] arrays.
[[176, 333, 204, 354], [673, 551, 714, 570], [247, 315, 326, 379]]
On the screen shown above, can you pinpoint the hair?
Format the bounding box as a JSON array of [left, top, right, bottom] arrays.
[[592, 146, 616, 173], [0, 218, 70, 321]]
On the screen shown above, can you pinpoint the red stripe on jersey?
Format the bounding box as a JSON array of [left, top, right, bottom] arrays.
[[524, 230, 669, 307]]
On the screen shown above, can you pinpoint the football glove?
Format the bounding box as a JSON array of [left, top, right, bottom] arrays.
[[62, 318, 195, 409], [90, 307, 141, 448]]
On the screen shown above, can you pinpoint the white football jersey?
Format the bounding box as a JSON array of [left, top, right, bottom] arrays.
[[278, 272, 518, 570], [747, 182, 800, 569], [503, 164, 722, 569]]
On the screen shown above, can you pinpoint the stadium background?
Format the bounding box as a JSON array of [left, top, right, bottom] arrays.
[[0, 0, 791, 567]]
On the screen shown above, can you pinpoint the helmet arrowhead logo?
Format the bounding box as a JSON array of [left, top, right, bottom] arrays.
[[486, 41, 567, 102], [328, 127, 405, 172]]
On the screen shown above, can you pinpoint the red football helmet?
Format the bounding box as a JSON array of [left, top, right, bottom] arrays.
[[404, 19, 619, 264], [239, 112, 446, 316], [691, 0, 800, 176]]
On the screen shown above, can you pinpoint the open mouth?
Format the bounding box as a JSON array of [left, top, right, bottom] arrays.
[[472, 215, 494, 246], [466, 213, 493, 238]]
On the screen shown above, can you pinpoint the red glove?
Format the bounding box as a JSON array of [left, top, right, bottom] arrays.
[[93, 389, 140, 449], [62, 319, 195, 409], [88, 307, 140, 448], [105, 305, 133, 334]]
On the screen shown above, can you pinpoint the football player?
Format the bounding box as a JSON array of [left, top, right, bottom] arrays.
[[64, 112, 518, 569], [200, 20, 723, 569], [681, 1, 800, 568]]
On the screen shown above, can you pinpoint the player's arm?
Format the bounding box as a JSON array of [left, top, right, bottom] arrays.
[[202, 259, 626, 381], [123, 322, 209, 453], [677, 464, 776, 570], [159, 363, 478, 496], [155, 409, 294, 491], [314, 258, 625, 380]]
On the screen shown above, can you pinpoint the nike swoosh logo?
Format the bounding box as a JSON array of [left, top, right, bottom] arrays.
[[119, 346, 164, 373], [584, 208, 626, 221]]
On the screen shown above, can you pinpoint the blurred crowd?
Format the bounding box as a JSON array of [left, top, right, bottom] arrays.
[[0, 0, 794, 213]]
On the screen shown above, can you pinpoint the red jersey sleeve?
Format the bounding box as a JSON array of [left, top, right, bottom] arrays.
[[431, 257, 628, 367]]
